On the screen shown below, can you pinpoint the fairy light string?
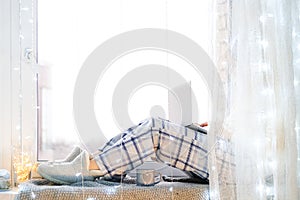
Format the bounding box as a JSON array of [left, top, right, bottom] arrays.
[[13, 0, 37, 185]]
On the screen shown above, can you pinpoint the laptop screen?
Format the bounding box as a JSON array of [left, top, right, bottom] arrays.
[[168, 81, 193, 126]]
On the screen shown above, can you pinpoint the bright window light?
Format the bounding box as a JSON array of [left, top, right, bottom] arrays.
[[38, 0, 211, 160]]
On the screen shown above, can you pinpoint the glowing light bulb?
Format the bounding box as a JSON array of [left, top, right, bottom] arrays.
[[221, 61, 227, 65], [104, 187, 116, 195], [254, 139, 263, 149], [261, 88, 273, 96], [13, 152, 33, 182], [269, 160, 276, 170], [256, 161, 264, 170], [75, 173, 82, 177], [259, 14, 273, 24], [259, 63, 270, 72], [260, 40, 269, 49], [30, 192, 36, 199], [16, 125, 21, 130], [24, 136, 31, 140], [218, 140, 227, 151], [266, 111, 275, 119], [256, 182, 264, 195], [21, 7, 29, 11], [210, 190, 218, 199], [259, 16, 267, 23]]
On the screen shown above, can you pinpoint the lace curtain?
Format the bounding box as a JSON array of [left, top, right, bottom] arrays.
[[210, 0, 300, 199]]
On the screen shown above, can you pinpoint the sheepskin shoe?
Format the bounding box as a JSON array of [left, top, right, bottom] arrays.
[[37, 150, 95, 185]]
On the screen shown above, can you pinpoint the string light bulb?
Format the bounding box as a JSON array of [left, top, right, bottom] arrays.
[[256, 181, 265, 196], [13, 152, 33, 183], [259, 13, 274, 24], [261, 88, 273, 96], [260, 40, 269, 49], [20, 7, 29, 11], [268, 160, 277, 171], [30, 192, 36, 199]]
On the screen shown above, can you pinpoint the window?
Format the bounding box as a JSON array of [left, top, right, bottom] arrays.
[[37, 0, 211, 161]]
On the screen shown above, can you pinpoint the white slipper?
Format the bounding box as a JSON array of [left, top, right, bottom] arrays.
[[37, 150, 100, 184], [50, 146, 84, 163]]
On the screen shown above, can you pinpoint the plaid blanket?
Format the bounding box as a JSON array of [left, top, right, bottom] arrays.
[[94, 118, 217, 180]]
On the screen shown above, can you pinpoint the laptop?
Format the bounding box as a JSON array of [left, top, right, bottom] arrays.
[[168, 81, 193, 125], [168, 81, 207, 134]]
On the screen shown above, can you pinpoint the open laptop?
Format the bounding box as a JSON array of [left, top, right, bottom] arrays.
[[168, 81, 193, 126], [168, 81, 207, 134]]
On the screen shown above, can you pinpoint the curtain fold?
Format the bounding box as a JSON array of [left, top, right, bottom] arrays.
[[292, 0, 300, 190], [211, 0, 299, 199]]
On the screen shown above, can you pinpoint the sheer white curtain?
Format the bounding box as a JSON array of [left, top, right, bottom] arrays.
[[210, 0, 300, 199], [292, 0, 300, 190]]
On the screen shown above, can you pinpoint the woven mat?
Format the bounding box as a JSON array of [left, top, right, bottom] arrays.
[[16, 178, 209, 200]]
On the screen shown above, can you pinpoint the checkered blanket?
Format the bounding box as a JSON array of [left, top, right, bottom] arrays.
[[93, 118, 235, 182]]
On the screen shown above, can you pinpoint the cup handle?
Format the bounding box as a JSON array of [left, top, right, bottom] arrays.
[[154, 172, 162, 185]]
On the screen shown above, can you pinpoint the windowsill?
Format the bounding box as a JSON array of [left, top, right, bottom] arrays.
[[0, 187, 18, 199]]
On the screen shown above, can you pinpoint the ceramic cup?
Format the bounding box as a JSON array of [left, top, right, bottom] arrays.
[[136, 169, 162, 186]]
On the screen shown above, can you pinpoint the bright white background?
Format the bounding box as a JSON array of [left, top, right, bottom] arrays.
[[38, 0, 211, 159]]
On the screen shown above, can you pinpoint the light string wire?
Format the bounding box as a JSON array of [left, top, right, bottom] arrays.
[[30, 0, 38, 166], [257, 1, 275, 198], [29, 0, 36, 198], [78, 2, 86, 198], [9, 0, 15, 186], [18, 0, 24, 172], [164, 0, 175, 197], [15, 0, 39, 193], [119, 0, 124, 199]]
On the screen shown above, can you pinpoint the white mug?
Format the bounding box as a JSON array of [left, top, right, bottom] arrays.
[[136, 169, 162, 186]]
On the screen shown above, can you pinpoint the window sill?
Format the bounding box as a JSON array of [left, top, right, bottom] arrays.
[[0, 188, 18, 200]]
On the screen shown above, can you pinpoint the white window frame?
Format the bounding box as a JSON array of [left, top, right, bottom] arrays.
[[0, 0, 38, 184]]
